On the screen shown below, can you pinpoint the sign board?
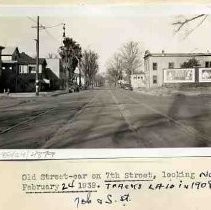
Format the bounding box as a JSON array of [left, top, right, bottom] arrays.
[[199, 68, 211, 83], [164, 68, 195, 83]]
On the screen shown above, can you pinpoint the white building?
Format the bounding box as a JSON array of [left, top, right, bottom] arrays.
[[74, 67, 85, 86], [130, 73, 146, 89], [144, 50, 211, 87], [46, 58, 66, 89]]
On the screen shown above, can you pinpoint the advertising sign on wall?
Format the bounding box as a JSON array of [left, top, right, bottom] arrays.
[[199, 68, 211, 83], [164, 68, 195, 83]]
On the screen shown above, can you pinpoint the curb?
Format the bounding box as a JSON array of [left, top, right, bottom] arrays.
[[0, 91, 68, 98], [134, 89, 211, 97]]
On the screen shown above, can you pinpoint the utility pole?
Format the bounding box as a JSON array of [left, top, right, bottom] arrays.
[[36, 16, 40, 96], [32, 16, 45, 95], [63, 23, 66, 38], [62, 23, 69, 92], [78, 60, 82, 88]]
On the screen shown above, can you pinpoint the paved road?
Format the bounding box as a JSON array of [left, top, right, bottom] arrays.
[[0, 88, 210, 148]]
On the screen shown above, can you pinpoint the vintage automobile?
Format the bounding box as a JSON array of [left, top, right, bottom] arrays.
[[121, 83, 133, 91], [69, 83, 80, 93]]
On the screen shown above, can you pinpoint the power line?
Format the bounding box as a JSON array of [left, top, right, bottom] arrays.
[[28, 16, 63, 44], [44, 23, 64, 29], [43, 28, 61, 44], [27, 16, 36, 23], [27, 17, 64, 30]]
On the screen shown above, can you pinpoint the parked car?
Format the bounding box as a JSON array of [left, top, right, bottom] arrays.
[[69, 83, 80, 93], [123, 83, 133, 91]]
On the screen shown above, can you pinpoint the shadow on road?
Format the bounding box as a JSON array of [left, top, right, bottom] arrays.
[[168, 92, 211, 147]]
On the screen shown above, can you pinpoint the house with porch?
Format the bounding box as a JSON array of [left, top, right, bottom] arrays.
[[0, 46, 49, 92], [0, 46, 5, 78]]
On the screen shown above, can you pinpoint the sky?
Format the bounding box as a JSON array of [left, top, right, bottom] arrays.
[[1, 4, 211, 73]]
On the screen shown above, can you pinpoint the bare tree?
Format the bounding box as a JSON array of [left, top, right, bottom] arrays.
[[48, 53, 59, 59], [81, 50, 99, 88], [106, 53, 123, 87], [48, 53, 53, 59], [120, 41, 143, 85], [172, 14, 208, 38], [94, 74, 105, 87]]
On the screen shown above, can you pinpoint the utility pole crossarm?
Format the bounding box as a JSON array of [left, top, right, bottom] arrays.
[[31, 25, 46, 29]]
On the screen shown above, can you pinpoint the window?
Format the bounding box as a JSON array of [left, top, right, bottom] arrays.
[[205, 61, 209, 67], [39, 65, 42, 73], [19, 65, 28, 74], [153, 63, 157, 70], [153, 75, 157, 84], [28, 66, 36, 74], [169, 62, 174, 69], [205, 61, 211, 68]]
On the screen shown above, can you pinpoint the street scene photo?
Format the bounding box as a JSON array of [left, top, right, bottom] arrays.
[[0, 6, 211, 148]]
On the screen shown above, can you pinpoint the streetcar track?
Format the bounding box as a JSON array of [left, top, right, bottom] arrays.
[[42, 93, 99, 148], [0, 99, 35, 110], [0, 104, 92, 135], [0, 107, 56, 135], [0, 91, 97, 136], [109, 89, 151, 147]]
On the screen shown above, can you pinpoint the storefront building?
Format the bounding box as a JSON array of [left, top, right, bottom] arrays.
[[144, 50, 211, 88]]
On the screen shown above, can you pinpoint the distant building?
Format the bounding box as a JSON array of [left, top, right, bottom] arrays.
[[45, 58, 85, 90], [1, 46, 19, 61], [46, 58, 66, 90], [74, 66, 85, 86], [144, 50, 211, 87], [130, 73, 146, 89]]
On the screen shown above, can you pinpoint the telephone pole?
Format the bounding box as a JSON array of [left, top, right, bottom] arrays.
[[32, 16, 45, 96], [62, 23, 70, 92], [35, 16, 40, 96]]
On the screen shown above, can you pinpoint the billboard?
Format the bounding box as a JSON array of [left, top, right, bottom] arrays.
[[164, 68, 195, 83], [199, 68, 211, 83]]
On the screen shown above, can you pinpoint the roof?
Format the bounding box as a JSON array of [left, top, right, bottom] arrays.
[[2, 47, 19, 55], [2, 60, 18, 64], [39, 58, 47, 65], [131, 72, 145, 75], [144, 52, 211, 59], [18, 52, 35, 64], [18, 52, 46, 65]]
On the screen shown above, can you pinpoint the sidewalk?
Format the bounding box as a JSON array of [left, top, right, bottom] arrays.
[[0, 90, 67, 98], [134, 86, 211, 97]]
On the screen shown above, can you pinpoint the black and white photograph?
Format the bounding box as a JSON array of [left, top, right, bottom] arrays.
[[0, 5, 211, 149]]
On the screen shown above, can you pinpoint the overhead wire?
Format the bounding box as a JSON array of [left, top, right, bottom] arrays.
[[27, 16, 37, 23], [27, 16, 63, 44], [27, 17, 64, 56], [43, 28, 61, 44], [44, 23, 64, 29]]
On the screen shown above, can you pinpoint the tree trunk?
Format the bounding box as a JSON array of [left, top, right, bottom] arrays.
[[128, 72, 131, 86], [65, 68, 69, 92]]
